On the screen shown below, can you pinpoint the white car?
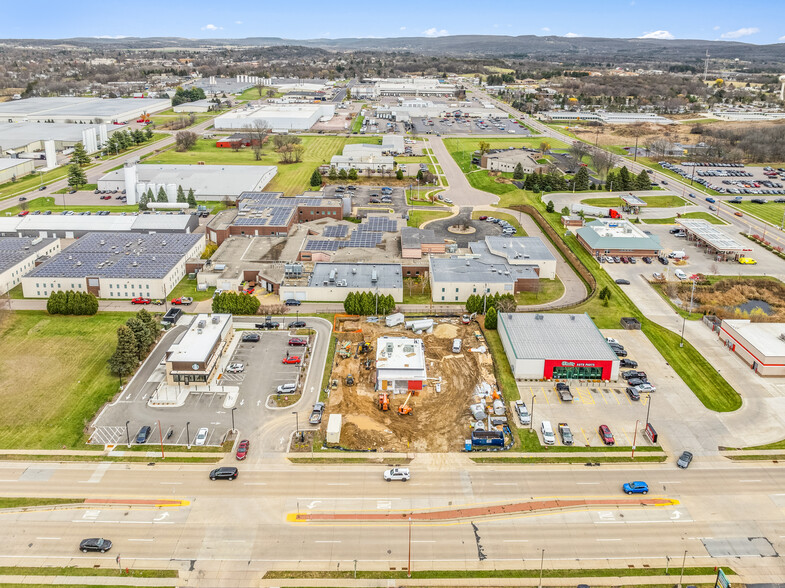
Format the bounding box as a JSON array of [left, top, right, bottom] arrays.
[[225, 363, 244, 374], [443, 198, 453, 204], [635, 383, 656, 393], [194, 427, 209, 446], [383, 467, 411, 482], [276, 382, 297, 394], [605, 337, 619, 345]]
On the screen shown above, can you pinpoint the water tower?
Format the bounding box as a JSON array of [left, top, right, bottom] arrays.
[[779, 75, 785, 101]]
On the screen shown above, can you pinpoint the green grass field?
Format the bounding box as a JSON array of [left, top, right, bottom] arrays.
[[443, 137, 569, 173], [168, 276, 215, 301], [643, 211, 726, 225], [581, 195, 691, 208], [729, 201, 785, 227], [0, 167, 77, 202], [516, 278, 565, 306], [0, 311, 133, 448], [466, 170, 521, 197], [2, 197, 139, 216], [407, 210, 451, 228], [144, 136, 381, 196], [53, 184, 97, 195]]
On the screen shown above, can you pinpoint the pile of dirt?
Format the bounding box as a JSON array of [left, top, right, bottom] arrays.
[[323, 318, 498, 452]]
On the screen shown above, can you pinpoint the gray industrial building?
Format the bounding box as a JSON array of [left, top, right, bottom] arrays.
[[0, 237, 61, 295], [22, 231, 204, 299], [0, 213, 199, 239], [0, 122, 119, 158], [0, 97, 170, 124], [279, 262, 403, 302]]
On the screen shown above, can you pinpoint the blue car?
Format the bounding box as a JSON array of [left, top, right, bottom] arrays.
[[623, 481, 649, 495]]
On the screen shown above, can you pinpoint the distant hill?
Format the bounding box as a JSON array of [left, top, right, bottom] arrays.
[[3, 34, 784, 65]]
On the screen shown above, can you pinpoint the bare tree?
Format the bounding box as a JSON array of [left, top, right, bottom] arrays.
[[292, 143, 305, 163], [246, 120, 271, 161], [589, 148, 617, 179], [496, 296, 517, 313], [568, 141, 591, 162], [175, 130, 198, 152], [230, 139, 242, 152]]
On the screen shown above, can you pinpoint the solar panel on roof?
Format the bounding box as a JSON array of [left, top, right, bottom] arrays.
[[358, 217, 397, 232], [305, 240, 341, 251], [323, 225, 348, 238], [345, 232, 382, 247]]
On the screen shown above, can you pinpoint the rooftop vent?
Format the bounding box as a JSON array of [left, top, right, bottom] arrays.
[[197, 320, 206, 329], [99, 240, 105, 245], [131, 261, 138, 267], [570, 315, 576, 320], [75, 261, 82, 266], [211, 316, 220, 324], [534, 314, 544, 320]]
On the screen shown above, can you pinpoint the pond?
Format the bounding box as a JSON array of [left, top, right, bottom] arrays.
[[731, 299, 774, 315]]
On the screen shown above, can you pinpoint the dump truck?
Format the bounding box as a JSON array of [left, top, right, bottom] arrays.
[[558, 423, 574, 445]]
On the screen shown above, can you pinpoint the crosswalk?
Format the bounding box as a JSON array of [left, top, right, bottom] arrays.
[[89, 426, 124, 445]]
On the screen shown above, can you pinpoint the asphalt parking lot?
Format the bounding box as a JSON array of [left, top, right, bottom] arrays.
[[665, 162, 785, 195], [410, 116, 531, 136], [324, 185, 410, 216], [90, 327, 309, 448]]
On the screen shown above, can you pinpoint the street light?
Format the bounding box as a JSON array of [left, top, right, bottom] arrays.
[[645, 393, 652, 427], [631, 419, 640, 459], [678, 550, 688, 588], [530, 394, 537, 431], [292, 410, 301, 442], [538, 548, 545, 588], [186, 421, 191, 449], [125, 420, 131, 448], [231, 407, 237, 433]]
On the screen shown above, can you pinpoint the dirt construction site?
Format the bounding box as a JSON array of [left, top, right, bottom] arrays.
[[324, 317, 499, 452]]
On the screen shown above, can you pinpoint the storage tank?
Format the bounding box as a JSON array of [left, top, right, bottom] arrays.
[[407, 319, 433, 331], [470, 403, 487, 420], [493, 399, 505, 416], [385, 313, 405, 327], [166, 183, 178, 202]]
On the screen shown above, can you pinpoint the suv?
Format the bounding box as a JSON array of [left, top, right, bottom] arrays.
[[209, 467, 238, 480], [255, 319, 280, 330], [284, 298, 301, 306], [598, 424, 615, 445], [383, 467, 410, 482], [277, 382, 297, 394], [242, 332, 260, 342], [677, 451, 693, 469], [135, 425, 152, 444]]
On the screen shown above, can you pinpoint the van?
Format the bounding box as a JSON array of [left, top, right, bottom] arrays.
[[541, 420, 555, 445], [669, 250, 686, 259], [452, 338, 462, 353], [674, 269, 687, 280]]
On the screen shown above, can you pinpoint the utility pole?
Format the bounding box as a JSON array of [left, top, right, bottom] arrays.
[[678, 550, 687, 588], [530, 394, 536, 431], [645, 393, 652, 426], [538, 548, 545, 588]]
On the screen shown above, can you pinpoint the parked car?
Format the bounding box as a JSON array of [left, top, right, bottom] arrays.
[[80, 538, 112, 553], [625, 387, 641, 401], [282, 356, 302, 365], [225, 363, 244, 373], [623, 481, 649, 494], [612, 347, 628, 357], [514, 400, 531, 425], [288, 320, 306, 328], [135, 425, 152, 444], [288, 337, 308, 346], [619, 359, 638, 368], [195, 427, 209, 445], [235, 440, 249, 461], [276, 383, 297, 394], [242, 332, 260, 343], [255, 320, 280, 329], [622, 370, 647, 380], [209, 466, 238, 480], [284, 298, 301, 306], [131, 297, 151, 305], [634, 382, 656, 393], [615, 279, 630, 285], [170, 297, 193, 305], [309, 402, 326, 425], [598, 424, 615, 445], [383, 467, 410, 482], [677, 451, 693, 469]]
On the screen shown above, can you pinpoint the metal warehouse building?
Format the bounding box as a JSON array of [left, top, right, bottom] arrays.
[[0, 97, 170, 124], [0, 237, 61, 295], [214, 104, 335, 131], [498, 312, 620, 381], [0, 214, 199, 239]]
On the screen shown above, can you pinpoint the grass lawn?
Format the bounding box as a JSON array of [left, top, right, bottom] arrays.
[[401, 156, 432, 163], [168, 276, 215, 302], [53, 184, 97, 195], [236, 86, 284, 101], [406, 189, 446, 206], [0, 498, 84, 509], [0, 566, 177, 579], [516, 278, 565, 306], [466, 170, 520, 197], [443, 137, 568, 173], [729, 201, 785, 226], [644, 212, 726, 225], [581, 195, 691, 208], [515, 429, 661, 453], [471, 210, 526, 235], [407, 209, 451, 227], [145, 136, 380, 196], [483, 329, 519, 402], [0, 167, 71, 202], [3, 197, 138, 216], [402, 279, 432, 304], [0, 311, 133, 448]]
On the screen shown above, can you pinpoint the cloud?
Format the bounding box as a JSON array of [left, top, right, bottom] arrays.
[[639, 30, 675, 40], [713, 25, 720, 31], [235, 21, 243, 25], [541, 27, 550, 32], [422, 27, 448, 37], [720, 27, 759, 39], [400, 26, 406, 31], [201, 24, 222, 31], [563, 32, 580, 38], [779, 34, 785, 41]]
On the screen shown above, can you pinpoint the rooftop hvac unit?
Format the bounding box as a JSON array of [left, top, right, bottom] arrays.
[[99, 240, 105, 245], [212, 316, 220, 324], [329, 269, 337, 282], [534, 314, 544, 320], [352, 267, 357, 274], [197, 320, 206, 329], [132, 261, 138, 266], [570, 315, 576, 320], [76, 261, 82, 266], [371, 270, 378, 283], [161, 240, 167, 246]]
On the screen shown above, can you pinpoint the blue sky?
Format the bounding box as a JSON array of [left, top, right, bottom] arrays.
[[2, 0, 784, 44]]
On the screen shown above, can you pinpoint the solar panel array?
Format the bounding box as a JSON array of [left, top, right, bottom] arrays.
[[305, 240, 341, 251], [346, 231, 383, 248], [358, 217, 398, 232], [323, 225, 348, 238]]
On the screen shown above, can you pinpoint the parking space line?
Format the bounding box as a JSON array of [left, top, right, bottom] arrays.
[[579, 428, 591, 446]]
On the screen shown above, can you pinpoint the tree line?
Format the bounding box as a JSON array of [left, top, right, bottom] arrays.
[[171, 86, 206, 107], [108, 309, 160, 379], [46, 290, 99, 315], [212, 291, 261, 315], [343, 291, 396, 315], [137, 185, 197, 210]]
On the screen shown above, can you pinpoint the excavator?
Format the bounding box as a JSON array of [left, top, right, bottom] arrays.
[[378, 392, 389, 411], [398, 392, 413, 416]]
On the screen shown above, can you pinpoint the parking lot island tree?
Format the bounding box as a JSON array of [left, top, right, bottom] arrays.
[[67, 163, 87, 189]]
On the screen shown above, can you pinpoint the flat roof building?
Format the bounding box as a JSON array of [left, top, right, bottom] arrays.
[[577, 219, 661, 258], [0, 97, 170, 124], [214, 104, 335, 131], [164, 314, 234, 385], [0, 237, 60, 295], [21, 231, 204, 299], [0, 122, 118, 158], [718, 319, 785, 377], [400, 227, 445, 259], [173, 99, 217, 113], [676, 219, 749, 261], [498, 312, 620, 381], [279, 262, 403, 302], [481, 149, 545, 174], [0, 213, 199, 239], [541, 111, 674, 125], [375, 336, 427, 393], [0, 158, 35, 183]]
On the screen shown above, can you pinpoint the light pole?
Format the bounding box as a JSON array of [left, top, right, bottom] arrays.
[[678, 550, 688, 588], [186, 421, 191, 449], [538, 548, 545, 588], [157, 419, 165, 459], [231, 407, 237, 433], [645, 393, 652, 427], [292, 410, 301, 442], [631, 419, 640, 459], [125, 420, 131, 448], [407, 516, 412, 578], [530, 394, 537, 431]]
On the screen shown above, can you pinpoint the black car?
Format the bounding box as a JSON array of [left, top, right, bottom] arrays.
[[658, 256, 669, 265], [209, 467, 238, 480], [642, 257, 653, 264], [288, 320, 306, 328], [242, 332, 261, 342], [627, 377, 646, 388], [677, 451, 693, 469], [80, 537, 112, 553], [284, 298, 301, 306], [135, 425, 152, 444], [622, 370, 647, 380], [615, 279, 630, 285], [625, 387, 641, 401], [619, 358, 638, 368], [612, 347, 628, 357], [255, 321, 279, 330]]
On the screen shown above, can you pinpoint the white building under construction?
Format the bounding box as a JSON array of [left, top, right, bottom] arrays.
[[375, 337, 427, 393]]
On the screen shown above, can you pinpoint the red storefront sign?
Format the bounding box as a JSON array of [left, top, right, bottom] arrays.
[[542, 359, 614, 380]]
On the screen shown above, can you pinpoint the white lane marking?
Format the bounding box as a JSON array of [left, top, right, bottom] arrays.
[[160, 482, 182, 485], [327, 483, 349, 486], [128, 538, 154, 542], [315, 540, 341, 543], [599, 520, 692, 524], [596, 538, 622, 541], [73, 520, 174, 524], [296, 497, 402, 500], [84, 463, 111, 484], [503, 539, 529, 542], [577, 482, 600, 485], [36, 537, 60, 540], [739, 479, 761, 483], [244, 482, 267, 486]]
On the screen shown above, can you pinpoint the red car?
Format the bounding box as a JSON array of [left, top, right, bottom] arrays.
[[288, 337, 308, 346], [235, 439, 249, 461], [598, 424, 615, 446], [100, 195, 111, 200], [282, 356, 302, 365], [478, 215, 488, 220], [170, 297, 193, 305], [17, 211, 29, 217], [131, 297, 151, 305]]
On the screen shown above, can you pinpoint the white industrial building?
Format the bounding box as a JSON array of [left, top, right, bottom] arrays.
[[214, 104, 335, 131], [540, 111, 674, 124], [717, 319, 785, 377], [0, 237, 61, 295], [0, 97, 170, 124], [0, 214, 199, 239], [429, 236, 556, 302], [173, 99, 217, 113], [710, 111, 785, 122], [354, 78, 456, 99], [329, 136, 403, 172], [98, 162, 277, 204], [0, 122, 116, 160], [0, 158, 35, 183], [278, 262, 403, 302], [375, 336, 427, 393], [375, 98, 505, 121], [22, 232, 204, 299]]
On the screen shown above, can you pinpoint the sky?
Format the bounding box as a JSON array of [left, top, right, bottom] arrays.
[[2, 0, 784, 44]]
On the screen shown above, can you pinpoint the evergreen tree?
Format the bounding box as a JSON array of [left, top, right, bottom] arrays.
[[176, 185, 186, 203], [310, 169, 323, 187], [416, 169, 424, 181], [396, 169, 404, 180], [606, 169, 618, 192], [328, 167, 338, 180], [634, 169, 651, 191], [573, 166, 590, 191], [343, 292, 356, 314], [484, 307, 498, 330], [108, 325, 139, 377], [138, 190, 148, 212], [618, 166, 633, 191], [70, 142, 91, 166], [67, 163, 87, 188], [156, 186, 168, 203], [513, 162, 525, 180], [347, 168, 358, 180], [545, 200, 555, 213], [187, 188, 197, 208], [561, 206, 570, 215], [126, 316, 154, 359], [144, 126, 153, 140], [338, 168, 348, 180]]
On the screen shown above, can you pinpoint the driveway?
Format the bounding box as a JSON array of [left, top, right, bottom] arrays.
[[427, 136, 499, 207], [424, 206, 504, 247]]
